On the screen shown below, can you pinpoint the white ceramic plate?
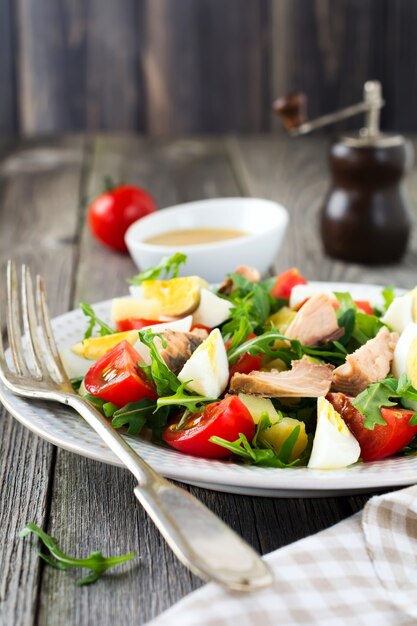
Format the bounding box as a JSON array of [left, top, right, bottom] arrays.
[[1, 281, 415, 498]]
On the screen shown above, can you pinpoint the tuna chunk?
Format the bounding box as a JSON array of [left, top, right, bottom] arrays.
[[285, 292, 343, 346], [218, 265, 261, 295], [331, 327, 399, 396], [159, 330, 204, 375], [229, 359, 334, 397]]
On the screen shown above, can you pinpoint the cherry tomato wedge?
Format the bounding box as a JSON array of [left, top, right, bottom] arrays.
[[190, 324, 212, 334], [163, 396, 255, 458], [84, 340, 156, 407], [225, 333, 262, 378], [326, 392, 417, 462], [88, 184, 157, 253], [116, 318, 163, 332], [271, 268, 307, 300], [354, 300, 374, 315]]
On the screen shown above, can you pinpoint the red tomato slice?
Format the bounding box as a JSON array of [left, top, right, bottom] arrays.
[[326, 392, 417, 462], [84, 340, 156, 407], [271, 268, 307, 300], [116, 318, 162, 332], [163, 396, 255, 458], [225, 333, 262, 378], [190, 324, 212, 333], [354, 300, 374, 315]]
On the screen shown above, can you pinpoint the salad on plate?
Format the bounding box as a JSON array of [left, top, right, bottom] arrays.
[[60, 253, 417, 471]]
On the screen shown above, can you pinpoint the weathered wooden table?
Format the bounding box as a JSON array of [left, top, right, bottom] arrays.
[[1, 134, 417, 626]]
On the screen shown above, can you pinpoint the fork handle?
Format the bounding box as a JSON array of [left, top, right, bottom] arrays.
[[67, 394, 273, 590]]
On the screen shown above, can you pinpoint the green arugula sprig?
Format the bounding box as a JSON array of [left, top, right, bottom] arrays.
[[221, 273, 273, 341], [334, 292, 386, 350], [226, 329, 347, 367], [209, 413, 305, 467], [79, 302, 115, 339], [129, 253, 187, 285], [20, 522, 136, 586], [138, 329, 181, 396], [156, 381, 216, 413], [352, 374, 417, 430]]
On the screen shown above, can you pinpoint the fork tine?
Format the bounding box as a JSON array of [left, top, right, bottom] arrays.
[[21, 265, 44, 380], [6, 260, 28, 375], [0, 299, 9, 378], [35, 275, 70, 385]]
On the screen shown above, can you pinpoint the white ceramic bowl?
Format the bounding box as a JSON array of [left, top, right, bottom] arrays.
[[125, 197, 289, 283]]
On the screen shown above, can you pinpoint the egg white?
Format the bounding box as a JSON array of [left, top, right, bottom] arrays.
[[308, 397, 360, 469], [381, 291, 415, 335], [391, 322, 417, 411], [59, 348, 94, 380], [192, 288, 232, 328], [178, 328, 229, 398]]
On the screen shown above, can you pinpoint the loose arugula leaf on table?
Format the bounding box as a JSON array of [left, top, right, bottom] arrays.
[[138, 329, 181, 396], [79, 302, 115, 339], [352, 374, 417, 430], [156, 381, 216, 413], [129, 253, 187, 285], [20, 522, 136, 586]]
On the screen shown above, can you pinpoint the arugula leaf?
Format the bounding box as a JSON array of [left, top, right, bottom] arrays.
[[337, 309, 356, 346], [209, 415, 303, 467], [382, 286, 395, 312], [138, 329, 181, 396], [70, 376, 84, 392], [79, 302, 115, 339], [351, 312, 385, 346], [20, 522, 136, 586], [156, 381, 216, 413], [352, 375, 417, 430], [334, 292, 356, 314], [221, 273, 272, 343], [226, 329, 347, 367], [111, 399, 156, 435], [129, 253, 187, 285], [103, 402, 118, 418]]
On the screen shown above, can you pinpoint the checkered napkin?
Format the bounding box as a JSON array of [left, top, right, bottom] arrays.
[[146, 485, 417, 626]]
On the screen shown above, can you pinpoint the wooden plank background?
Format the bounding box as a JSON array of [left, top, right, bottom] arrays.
[[2, 0, 417, 137]]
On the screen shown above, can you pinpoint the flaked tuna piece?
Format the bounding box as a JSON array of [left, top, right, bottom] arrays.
[[159, 330, 204, 375], [218, 265, 261, 295], [229, 359, 334, 397], [285, 292, 343, 346], [332, 327, 399, 396]]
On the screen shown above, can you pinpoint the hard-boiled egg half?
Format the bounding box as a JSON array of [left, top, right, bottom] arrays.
[[192, 288, 232, 328], [381, 288, 417, 335], [178, 328, 229, 398], [391, 321, 417, 411], [308, 397, 360, 469]]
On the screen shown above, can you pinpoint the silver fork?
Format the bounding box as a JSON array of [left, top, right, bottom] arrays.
[[0, 261, 273, 590]]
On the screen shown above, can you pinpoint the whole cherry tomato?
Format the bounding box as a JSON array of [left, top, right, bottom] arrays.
[[88, 183, 157, 252], [163, 396, 255, 459], [84, 341, 156, 407]]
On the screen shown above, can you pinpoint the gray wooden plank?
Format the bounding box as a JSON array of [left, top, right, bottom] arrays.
[[230, 134, 417, 288], [0, 0, 17, 136], [16, 0, 145, 134], [143, 0, 269, 135], [271, 0, 386, 132], [0, 137, 85, 626]]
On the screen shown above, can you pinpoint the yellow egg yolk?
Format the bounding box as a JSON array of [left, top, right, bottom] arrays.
[[318, 397, 350, 436]]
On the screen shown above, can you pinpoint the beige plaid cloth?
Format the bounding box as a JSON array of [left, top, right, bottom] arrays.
[[147, 485, 417, 626]]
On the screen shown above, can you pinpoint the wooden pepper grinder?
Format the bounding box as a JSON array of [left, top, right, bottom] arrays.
[[273, 81, 413, 264]]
